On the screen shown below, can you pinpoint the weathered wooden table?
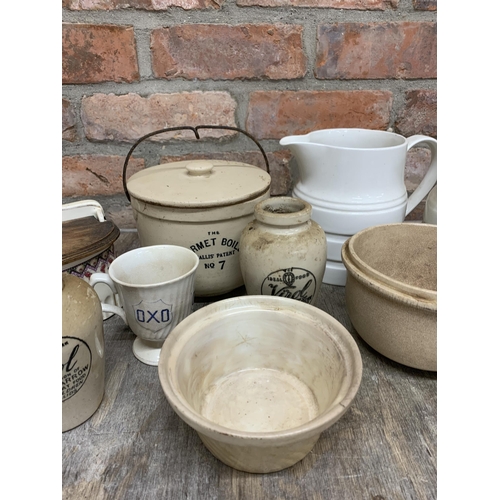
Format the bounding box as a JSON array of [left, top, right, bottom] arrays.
[[62, 231, 436, 500]]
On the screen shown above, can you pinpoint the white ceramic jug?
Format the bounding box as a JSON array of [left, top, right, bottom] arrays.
[[280, 128, 437, 285]]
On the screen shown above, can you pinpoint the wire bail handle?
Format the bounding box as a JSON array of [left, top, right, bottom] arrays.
[[122, 125, 270, 202]]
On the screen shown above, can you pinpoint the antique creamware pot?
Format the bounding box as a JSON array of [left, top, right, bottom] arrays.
[[123, 126, 271, 297], [280, 128, 437, 286], [62, 200, 120, 320], [341, 223, 437, 371], [62, 274, 105, 432], [158, 295, 363, 473], [239, 196, 327, 305]]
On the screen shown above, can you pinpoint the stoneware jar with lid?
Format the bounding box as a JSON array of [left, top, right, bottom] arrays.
[[239, 196, 327, 305], [62, 273, 105, 432], [126, 159, 271, 297]]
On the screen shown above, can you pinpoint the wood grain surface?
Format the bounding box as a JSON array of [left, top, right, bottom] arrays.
[[62, 216, 120, 267], [62, 231, 436, 500]]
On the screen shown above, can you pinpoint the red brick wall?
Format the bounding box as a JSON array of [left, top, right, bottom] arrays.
[[62, 0, 437, 228]]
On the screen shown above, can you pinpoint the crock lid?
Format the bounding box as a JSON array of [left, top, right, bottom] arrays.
[[126, 160, 271, 208], [62, 216, 120, 268]]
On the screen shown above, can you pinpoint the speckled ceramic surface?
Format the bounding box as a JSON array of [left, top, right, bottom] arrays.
[[342, 223, 437, 371], [158, 295, 363, 473]]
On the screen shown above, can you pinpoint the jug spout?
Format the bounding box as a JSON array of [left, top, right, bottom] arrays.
[[279, 134, 334, 200], [279, 133, 310, 147], [280, 134, 332, 183], [279, 133, 326, 169]]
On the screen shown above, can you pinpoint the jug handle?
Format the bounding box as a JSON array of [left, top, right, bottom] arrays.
[[405, 135, 437, 216], [122, 125, 270, 202]]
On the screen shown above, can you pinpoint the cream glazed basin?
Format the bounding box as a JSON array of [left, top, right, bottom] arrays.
[[158, 295, 363, 473], [341, 223, 437, 371]]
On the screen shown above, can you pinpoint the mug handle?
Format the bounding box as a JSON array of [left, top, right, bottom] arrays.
[[405, 135, 437, 216], [89, 273, 128, 325]]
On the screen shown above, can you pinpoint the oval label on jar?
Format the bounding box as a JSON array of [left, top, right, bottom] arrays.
[[261, 267, 316, 304], [62, 336, 92, 402]]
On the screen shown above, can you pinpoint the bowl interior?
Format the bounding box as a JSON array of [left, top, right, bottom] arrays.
[[350, 223, 437, 293], [163, 300, 359, 435]]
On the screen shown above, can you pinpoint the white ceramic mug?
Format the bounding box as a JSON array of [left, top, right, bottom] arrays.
[[90, 245, 199, 366]]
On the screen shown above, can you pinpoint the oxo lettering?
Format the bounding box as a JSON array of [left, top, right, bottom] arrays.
[[136, 308, 171, 323]]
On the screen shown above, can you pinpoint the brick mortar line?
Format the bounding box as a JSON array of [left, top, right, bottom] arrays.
[[62, 79, 437, 96], [62, 16, 437, 31], [63, 137, 285, 156], [62, 10, 436, 30]]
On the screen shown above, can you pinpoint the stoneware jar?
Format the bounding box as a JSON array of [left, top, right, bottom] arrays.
[[123, 125, 272, 298], [239, 196, 327, 305], [62, 274, 105, 432]]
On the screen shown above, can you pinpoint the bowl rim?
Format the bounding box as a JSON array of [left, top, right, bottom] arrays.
[[342, 242, 437, 311], [158, 295, 363, 446], [343, 222, 437, 302]]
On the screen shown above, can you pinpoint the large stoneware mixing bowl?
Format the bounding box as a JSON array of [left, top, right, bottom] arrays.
[[341, 223, 437, 371], [158, 295, 362, 473]]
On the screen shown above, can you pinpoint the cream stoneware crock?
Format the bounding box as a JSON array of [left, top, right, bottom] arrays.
[[123, 126, 272, 298], [158, 295, 363, 473]]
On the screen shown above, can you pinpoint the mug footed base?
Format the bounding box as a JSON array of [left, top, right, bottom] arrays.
[[132, 338, 165, 366]]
